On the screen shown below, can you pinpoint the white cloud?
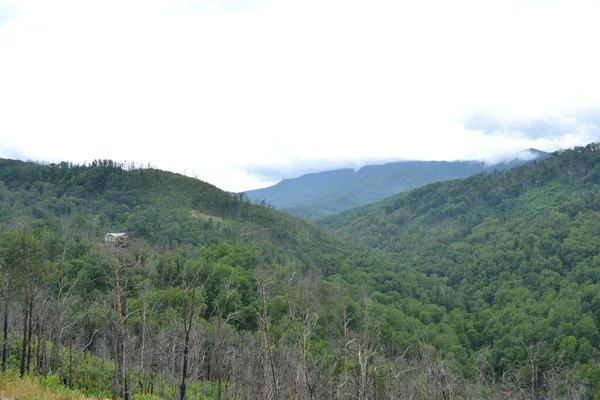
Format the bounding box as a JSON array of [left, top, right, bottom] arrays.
[[1, 0, 600, 191]]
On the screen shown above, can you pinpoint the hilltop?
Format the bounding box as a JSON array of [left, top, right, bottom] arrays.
[[245, 149, 550, 219], [0, 158, 325, 257]]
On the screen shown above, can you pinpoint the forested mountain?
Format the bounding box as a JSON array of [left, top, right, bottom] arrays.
[[0, 149, 598, 400], [245, 149, 550, 219], [0, 159, 482, 399], [244, 168, 355, 210], [0, 158, 327, 258], [318, 143, 600, 397]]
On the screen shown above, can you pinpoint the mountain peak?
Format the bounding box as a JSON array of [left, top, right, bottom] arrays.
[[245, 150, 549, 219]]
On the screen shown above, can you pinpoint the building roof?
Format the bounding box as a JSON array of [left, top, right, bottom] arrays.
[[105, 233, 127, 238]]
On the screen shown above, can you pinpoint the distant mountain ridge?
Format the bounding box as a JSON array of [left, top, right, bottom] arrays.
[[245, 149, 551, 219]]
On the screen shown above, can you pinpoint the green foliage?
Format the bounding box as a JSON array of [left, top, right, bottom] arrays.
[[319, 143, 600, 395], [0, 147, 598, 397], [246, 154, 549, 219]]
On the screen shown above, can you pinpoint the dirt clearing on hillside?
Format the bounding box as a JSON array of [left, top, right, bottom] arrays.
[[191, 210, 222, 221]]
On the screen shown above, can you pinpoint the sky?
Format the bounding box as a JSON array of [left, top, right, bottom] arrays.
[[1, 0, 600, 192]]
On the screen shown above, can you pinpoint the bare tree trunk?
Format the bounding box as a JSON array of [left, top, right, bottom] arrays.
[[120, 339, 128, 400], [180, 287, 196, 400], [110, 258, 129, 400], [180, 320, 191, 400], [301, 321, 315, 400], [84, 351, 88, 389], [286, 277, 316, 400], [115, 263, 129, 400], [69, 339, 73, 387], [351, 298, 377, 400], [217, 318, 224, 400], [112, 341, 119, 400], [50, 325, 59, 374], [340, 304, 351, 400], [257, 274, 279, 400], [26, 297, 34, 373], [531, 355, 536, 400], [178, 262, 205, 400], [213, 272, 239, 400], [1, 297, 8, 371], [36, 329, 45, 374], [139, 283, 148, 394], [20, 302, 29, 376]]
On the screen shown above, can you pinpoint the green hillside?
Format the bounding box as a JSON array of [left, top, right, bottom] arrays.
[[246, 151, 550, 219], [0, 159, 478, 399], [0, 153, 598, 399], [0, 159, 338, 264], [319, 143, 600, 396]]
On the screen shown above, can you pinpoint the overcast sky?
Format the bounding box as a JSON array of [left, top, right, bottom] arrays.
[[1, 0, 600, 191]]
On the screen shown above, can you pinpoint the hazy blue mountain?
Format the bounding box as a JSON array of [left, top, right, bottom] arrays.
[[245, 149, 551, 219], [245, 168, 355, 208]]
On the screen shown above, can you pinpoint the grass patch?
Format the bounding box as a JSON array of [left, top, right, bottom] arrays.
[[0, 371, 102, 400]]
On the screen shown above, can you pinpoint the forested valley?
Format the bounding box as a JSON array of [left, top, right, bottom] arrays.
[[2, 145, 600, 399]]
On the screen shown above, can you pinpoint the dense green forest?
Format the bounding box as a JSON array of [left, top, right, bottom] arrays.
[[319, 143, 600, 398], [245, 150, 549, 219], [0, 148, 598, 399]]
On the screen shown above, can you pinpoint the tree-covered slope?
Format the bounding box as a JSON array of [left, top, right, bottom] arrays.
[[318, 144, 600, 289], [246, 150, 550, 219], [0, 159, 328, 256], [0, 158, 486, 399], [319, 145, 599, 257], [1, 154, 599, 399], [317, 143, 600, 395]]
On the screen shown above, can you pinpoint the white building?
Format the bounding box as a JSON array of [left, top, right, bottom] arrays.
[[105, 232, 128, 247]]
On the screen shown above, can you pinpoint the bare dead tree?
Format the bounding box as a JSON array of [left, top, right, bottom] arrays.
[[286, 274, 318, 400], [0, 233, 23, 371], [354, 297, 378, 400], [14, 233, 46, 377], [338, 302, 353, 400], [256, 269, 280, 400], [415, 344, 460, 400], [179, 260, 208, 400], [134, 248, 156, 395], [103, 243, 140, 400], [212, 272, 241, 400]]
